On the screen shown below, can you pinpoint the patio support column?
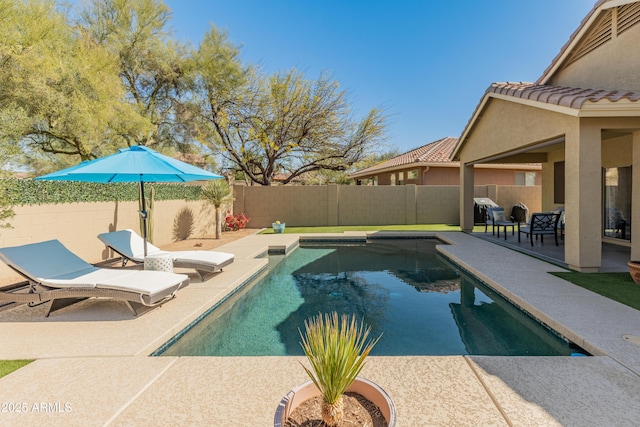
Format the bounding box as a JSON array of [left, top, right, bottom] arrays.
[[565, 121, 602, 272], [460, 163, 475, 232], [631, 131, 640, 261]]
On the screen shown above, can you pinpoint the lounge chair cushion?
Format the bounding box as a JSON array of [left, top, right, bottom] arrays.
[[0, 240, 99, 282], [41, 269, 184, 300], [98, 229, 234, 275], [0, 240, 189, 308]]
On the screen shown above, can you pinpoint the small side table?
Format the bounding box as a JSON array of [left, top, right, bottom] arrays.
[[144, 254, 174, 273]]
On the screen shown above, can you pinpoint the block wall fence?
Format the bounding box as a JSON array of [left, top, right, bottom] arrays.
[[233, 184, 541, 228], [0, 200, 218, 280], [0, 184, 540, 279]]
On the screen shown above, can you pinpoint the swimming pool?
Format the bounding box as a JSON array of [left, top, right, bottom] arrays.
[[158, 239, 584, 357]]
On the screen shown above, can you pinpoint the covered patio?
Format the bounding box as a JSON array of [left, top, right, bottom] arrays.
[[453, 0, 640, 272], [472, 225, 630, 273]]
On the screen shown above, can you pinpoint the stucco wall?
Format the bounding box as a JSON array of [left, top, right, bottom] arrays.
[[339, 186, 408, 225], [360, 165, 540, 186], [0, 200, 215, 279], [549, 18, 640, 92], [541, 132, 635, 211], [234, 184, 541, 228], [603, 133, 633, 167], [458, 99, 574, 162], [233, 185, 331, 227]]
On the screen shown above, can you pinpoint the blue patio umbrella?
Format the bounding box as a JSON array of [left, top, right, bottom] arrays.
[[36, 145, 223, 255]]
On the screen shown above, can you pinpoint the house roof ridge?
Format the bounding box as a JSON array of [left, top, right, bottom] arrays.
[[349, 137, 460, 177]]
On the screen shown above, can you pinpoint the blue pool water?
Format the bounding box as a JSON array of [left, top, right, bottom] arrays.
[[159, 239, 583, 356]]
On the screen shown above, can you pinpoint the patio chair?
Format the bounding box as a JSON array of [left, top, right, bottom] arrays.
[[517, 212, 561, 246], [485, 207, 517, 239], [98, 229, 234, 281], [0, 240, 189, 317], [555, 207, 565, 240]]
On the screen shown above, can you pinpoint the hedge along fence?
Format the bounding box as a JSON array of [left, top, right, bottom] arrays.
[[4, 179, 203, 205], [0, 180, 215, 279]]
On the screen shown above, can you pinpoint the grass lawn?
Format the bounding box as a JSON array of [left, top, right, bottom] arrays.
[[0, 360, 32, 379], [551, 271, 640, 311]]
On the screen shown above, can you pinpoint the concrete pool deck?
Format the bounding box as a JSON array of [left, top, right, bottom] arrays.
[[1, 232, 639, 425]]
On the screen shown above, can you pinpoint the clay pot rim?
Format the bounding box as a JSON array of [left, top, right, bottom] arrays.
[[274, 377, 396, 427]]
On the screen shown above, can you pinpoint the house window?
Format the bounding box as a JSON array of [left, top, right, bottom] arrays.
[[408, 170, 418, 180], [554, 162, 565, 204], [390, 174, 396, 186], [373, 176, 378, 186], [398, 172, 404, 185], [603, 167, 631, 240], [515, 171, 537, 186]]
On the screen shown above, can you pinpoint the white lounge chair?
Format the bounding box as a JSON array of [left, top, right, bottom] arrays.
[[98, 229, 234, 281], [0, 240, 189, 316]]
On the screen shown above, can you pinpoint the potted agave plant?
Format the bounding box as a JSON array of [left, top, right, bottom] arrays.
[[274, 312, 396, 426]]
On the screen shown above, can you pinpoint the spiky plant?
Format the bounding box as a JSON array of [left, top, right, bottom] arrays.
[[201, 180, 233, 239], [299, 312, 381, 427]]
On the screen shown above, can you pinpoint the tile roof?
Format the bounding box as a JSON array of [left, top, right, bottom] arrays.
[[454, 80, 640, 161], [350, 137, 458, 176], [488, 82, 640, 109]]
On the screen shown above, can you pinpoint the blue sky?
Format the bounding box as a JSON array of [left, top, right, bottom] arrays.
[[165, 0, 596, 153]]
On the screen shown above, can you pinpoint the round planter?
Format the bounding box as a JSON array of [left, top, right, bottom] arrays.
[[627, 261, 640, 285], [274, 377, 396, 427], [272, 222, 286, 233]]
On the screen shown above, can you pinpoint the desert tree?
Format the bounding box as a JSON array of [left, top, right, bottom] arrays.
[[190, 26, 386, 185], [80, 0, 192, 152], [0, 0, 144, 170]]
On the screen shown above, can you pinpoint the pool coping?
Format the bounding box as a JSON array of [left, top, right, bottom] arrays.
[[1, 231, 640, 425]]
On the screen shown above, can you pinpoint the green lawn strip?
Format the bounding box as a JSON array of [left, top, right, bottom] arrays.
[[551, 271, 640, 311], [259, 224, 485, 234], [0, 360, 33, 379]]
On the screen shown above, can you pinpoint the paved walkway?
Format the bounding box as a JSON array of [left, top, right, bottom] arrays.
[[0, 232, 639, 426]]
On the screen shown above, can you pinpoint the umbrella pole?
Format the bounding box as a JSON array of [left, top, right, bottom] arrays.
[[139, 180, 148, 257]]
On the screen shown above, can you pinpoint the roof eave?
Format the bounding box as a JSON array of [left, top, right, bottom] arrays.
[[453, 93, 492, 161], [349, 162, 434, 178], [578, 100, 640, 116], [453, 90, 640, 163], [349, 161, 542, 179], [454, 91, 580, 161]]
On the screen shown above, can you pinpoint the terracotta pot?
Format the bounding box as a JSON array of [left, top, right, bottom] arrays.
[[627, 261, 640, 285], [274, 377, 396, 427]]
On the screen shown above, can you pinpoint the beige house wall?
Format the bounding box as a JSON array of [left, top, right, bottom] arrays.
[[549, 19, 640, 92], [0, 200, 215, 279], [360, 165, 541, 186], [234, 184, 541, 228], [459, 99, 574, 161]]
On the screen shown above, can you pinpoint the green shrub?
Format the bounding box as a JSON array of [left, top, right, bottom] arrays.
[[298, 312, 381, 426], [3, 179, 203, 205]]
